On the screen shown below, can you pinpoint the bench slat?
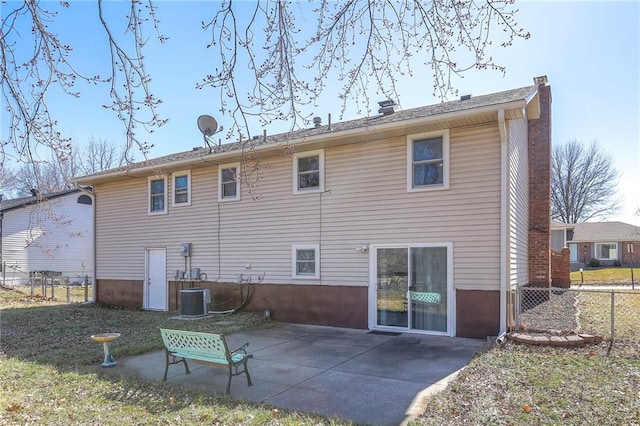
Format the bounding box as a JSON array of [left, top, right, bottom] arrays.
[[161, 329, 227, 359]]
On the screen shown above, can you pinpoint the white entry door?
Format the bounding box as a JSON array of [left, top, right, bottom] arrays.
[[145, 248, 167, 310]]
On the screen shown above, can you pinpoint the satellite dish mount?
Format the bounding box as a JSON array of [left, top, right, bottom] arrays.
[[197, 114, 224, 150]]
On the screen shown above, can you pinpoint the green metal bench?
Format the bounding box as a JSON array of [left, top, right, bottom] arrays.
[[159, 328, 253, 394]]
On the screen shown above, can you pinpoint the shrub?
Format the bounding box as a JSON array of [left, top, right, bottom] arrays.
[[613, 260, 622, 267], [589, 258, 600, 267]]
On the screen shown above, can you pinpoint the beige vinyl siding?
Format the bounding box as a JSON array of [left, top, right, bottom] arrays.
[[94, 123, 502, 291], [507, 118, 529, 288]]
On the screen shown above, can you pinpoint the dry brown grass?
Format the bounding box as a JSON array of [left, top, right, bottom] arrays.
[[571, 267, 638, 285], [415, 342, 640, 425], [0, 286, 353, 425], [578, 290, 640, 344]]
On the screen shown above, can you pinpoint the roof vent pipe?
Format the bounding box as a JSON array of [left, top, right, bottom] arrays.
[[328, 113, 332, 131], [313, 116, 322, 128]]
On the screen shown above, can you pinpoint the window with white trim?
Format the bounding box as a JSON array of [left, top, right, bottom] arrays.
[[407, 130, 449, 191], [595, 242, 618, 260], [293, 150, 324, 194], [218, 163, 240, 201], [292, 244, 320, 279], [148, 176, 167, 214], [172, 171, 191, 206]]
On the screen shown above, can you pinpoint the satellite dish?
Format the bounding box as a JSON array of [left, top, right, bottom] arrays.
[[197, 115, 219, 137]]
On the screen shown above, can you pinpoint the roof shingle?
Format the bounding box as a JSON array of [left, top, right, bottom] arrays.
[[76, 84, 537, 181], [569, 222, 640, 242]]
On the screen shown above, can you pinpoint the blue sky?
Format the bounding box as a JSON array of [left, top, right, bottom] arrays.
[[3, 1, 639, 225]]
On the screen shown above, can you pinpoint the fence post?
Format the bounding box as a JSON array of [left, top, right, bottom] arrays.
[[610, 291, 615, 343], [84, 275, 89, 302], [515, 287, 520, 330]]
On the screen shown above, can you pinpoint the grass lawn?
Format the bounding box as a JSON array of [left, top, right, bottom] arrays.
[[0, 287, 352, 425], [414, 343, 640, 425], [570, 267, 638, 285], [2, 286, 639, 425]]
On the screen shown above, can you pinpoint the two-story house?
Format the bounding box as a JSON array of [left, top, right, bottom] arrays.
[[74, 78, 552, 339]]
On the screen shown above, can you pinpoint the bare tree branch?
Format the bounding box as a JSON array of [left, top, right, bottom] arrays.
[[5, 138, 124, 197], [96, 0, 169, 161], [551, 140, 621, 223], [1, 0, 168, 172], [11, 152, 77, 196], [79, 137, 127, 176], [2, 0, 528, 195], [198, 0, 529, 132]]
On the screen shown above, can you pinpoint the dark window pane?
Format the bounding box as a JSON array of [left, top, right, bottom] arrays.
[[413, 163, 443, 186], [221, 167, 238, 199], [297, 261, 315, 275], [296, 249, 316, 275], [222, 168, 236, 182], [150, 179, 164, 194], [151, 195, 164, 211], [77, 195, 92, 205], [175, 175, 188, 190], [299, 172, 319, 189], [223, 182, 237, 197], [298, 156, 319, 173], [413, 138, 443, 162], [297, 249, 315, 261]]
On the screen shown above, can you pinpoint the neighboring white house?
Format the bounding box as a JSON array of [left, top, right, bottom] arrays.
[[74, 78, 552, 339], [0, 189, 94, 287]]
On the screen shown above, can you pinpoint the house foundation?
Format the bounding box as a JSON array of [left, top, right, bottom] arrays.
[[96, 279, 503, 338]]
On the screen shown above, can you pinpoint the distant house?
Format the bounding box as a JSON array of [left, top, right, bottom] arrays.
[[565, 222, 640, 270], [549, 221, 572, 288], [551, 220, 572, 251], [0, 189, 94, 286], [73, 78, 552, 339]]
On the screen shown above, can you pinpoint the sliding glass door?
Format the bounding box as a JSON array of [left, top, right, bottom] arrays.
[[374, 244, 451, 334], [376, 248, 409, 327]]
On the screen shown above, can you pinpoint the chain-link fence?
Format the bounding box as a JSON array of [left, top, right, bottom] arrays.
[[512, 286, 639, 352], [1, 264, 93, 304]]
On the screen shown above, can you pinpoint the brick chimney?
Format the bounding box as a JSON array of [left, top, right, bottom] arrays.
[[528, 80, 552, 287]]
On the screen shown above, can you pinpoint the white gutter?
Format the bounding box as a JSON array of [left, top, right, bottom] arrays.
[[74, 99, 529, 185], [498, 109, 508, 336]]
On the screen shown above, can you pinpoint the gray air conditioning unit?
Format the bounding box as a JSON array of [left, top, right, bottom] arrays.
[[180, 288, 210, 317]]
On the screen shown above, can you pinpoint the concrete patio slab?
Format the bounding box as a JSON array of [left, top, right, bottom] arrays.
[[116, 322, 485, 426]]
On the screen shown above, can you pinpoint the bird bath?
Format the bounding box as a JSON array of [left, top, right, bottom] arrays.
[[91, 333, 120, 367]]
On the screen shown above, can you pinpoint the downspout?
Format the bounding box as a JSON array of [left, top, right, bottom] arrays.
[[498, 109, 509, 338], [75, 185, 96, 304]]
